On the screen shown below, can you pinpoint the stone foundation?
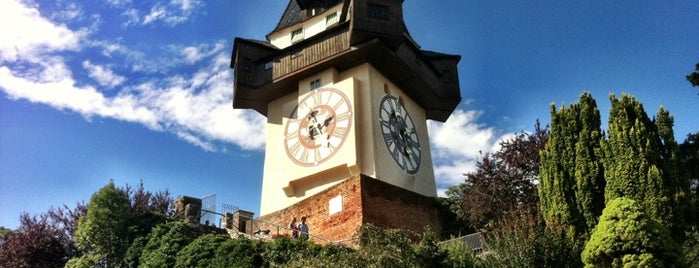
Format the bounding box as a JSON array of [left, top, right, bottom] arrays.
[[255, 175, 445, 245]]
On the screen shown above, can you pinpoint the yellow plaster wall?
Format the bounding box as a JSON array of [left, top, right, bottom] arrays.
[[260, 63, 437, 216]]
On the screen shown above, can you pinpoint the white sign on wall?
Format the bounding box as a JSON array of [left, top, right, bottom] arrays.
[[329, 194, 343, 215]]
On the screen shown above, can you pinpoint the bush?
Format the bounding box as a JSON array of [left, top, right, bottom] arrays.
[[481, 212, 582, 268], [582, 197, 685, 267], [139, 221, 196, 268], [212, 237, 265, 267]]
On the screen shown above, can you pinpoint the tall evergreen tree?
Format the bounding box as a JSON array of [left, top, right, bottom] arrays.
[[655, 108, 689, 239], [603, 94, 681, 239], [679, 132, 699, 227], [539, 92, 605, 241]]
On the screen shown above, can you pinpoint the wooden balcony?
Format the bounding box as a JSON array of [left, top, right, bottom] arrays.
[[232, 22, 461, 121]]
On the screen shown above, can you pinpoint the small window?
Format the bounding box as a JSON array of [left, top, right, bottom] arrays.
[[310, 79, 322, 90], [291, 28, 304, 43], [264, 61, 273, 70], [326, 12, 339, 27], [367, 3, 389, 20]]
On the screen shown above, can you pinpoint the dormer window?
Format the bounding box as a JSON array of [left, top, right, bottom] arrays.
[[326, 12, 339, 27], [291, 28, 304, 43]]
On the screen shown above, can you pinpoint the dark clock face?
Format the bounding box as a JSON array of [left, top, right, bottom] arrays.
[[379, 95, 421, 174], [284, 88, 353, 166]]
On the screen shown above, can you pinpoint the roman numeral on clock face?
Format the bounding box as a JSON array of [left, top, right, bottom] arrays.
[[284, 88, 353, 166]]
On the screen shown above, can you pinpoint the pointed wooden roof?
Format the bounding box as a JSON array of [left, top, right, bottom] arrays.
[[271, 0, 343, 33]]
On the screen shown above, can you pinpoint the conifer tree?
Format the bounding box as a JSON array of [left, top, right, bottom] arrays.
[[539, 92, 605, 241], [655, 108, 689, 239], [603, 94, 681, 239]]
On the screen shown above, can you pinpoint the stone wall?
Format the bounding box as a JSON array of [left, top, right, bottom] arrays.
[[256, 175, 446, 245]]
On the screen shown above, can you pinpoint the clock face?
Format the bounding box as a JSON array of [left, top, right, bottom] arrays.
[[284, 88, 353, 166], [379, 95, 421, 174]]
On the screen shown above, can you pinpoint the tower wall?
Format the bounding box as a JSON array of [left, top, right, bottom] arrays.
[[256, 175, 446, 245]]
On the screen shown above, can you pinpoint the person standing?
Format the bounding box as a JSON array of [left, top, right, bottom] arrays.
[[289, 217, 299, 238], [298, 216, 309, 240]]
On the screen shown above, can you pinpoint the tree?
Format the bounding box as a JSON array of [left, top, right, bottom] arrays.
[[0, 213, 72, 268], [679, 132, 699, 227], [0, 204, 86, 268], [460, 122, 547, 229], [654, 108, 690, 238], [687, 63, 699, 87], [582, 197, 684, 267], [74, 181, 131, 266], [603, 94, 683, 240], [539, 92, 605, 241]]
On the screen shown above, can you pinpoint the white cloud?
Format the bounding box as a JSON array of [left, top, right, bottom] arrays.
[[0, 0, 85, 63], [82, 60, 126, 88], [180, 42, 225, 64], [427, 109, 514, 196], [0, 0, 266, 152], [121, 8, 140, 27], [50, 2, 82, 21], [139, 0, 203, 26]]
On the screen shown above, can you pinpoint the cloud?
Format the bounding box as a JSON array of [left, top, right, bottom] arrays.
[[0, 0, 85, 62], [180, 42, 226, 64], [0, 0, 266, 153], [120, 0, 203, 27], [427, 110, 513, 196], [82, 60, 126, 88]]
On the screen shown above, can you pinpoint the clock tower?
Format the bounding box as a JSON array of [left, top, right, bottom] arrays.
[[231, 0, 461, 243]]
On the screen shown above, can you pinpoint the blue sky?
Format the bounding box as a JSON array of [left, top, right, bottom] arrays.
[[1, 0, 697, 229]]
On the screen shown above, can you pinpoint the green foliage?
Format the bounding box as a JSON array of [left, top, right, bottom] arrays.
[[64, 253, 103, 268], [139, 221, 197, 268], [480, 212, 582, 268], [123, 236, 148, 268], [679, 132, 699, 227], [356, 224, 420, 267], [175, 233, 229, 268], [212, 237, 265, 267], [74, 181, 130, 266], [683, 228, 699, 268], [539, 92, 605, 242], [439, 239, 484, 268], [262, 235, 324, 266], [582, 197, 684, 267], [687, 62, 699, 87], [604, 94, 685, 240], [0, 226, 12, 239], [414, 226, 449, 267]]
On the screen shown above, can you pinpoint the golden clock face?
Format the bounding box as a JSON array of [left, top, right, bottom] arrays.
[[379, 95, 421, 174], [284, 88, 353, 166]]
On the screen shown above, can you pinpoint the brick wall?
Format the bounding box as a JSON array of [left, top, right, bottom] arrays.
[[256, 174, 445, 245], [360, 175, 445, 238]]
